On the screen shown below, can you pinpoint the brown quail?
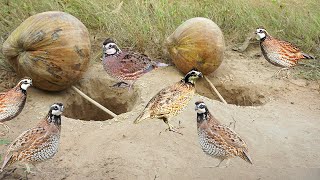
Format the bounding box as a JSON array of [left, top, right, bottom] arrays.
[[0, 103, 64, 174], [195, 101, 252, 167], [0, 78, 32, 136], [102, 38, 168, 89], [134, 69, 203, 134], [255, 27, 315, 76]]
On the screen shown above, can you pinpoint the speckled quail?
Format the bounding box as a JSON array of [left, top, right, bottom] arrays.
[[0, 78, 32, 136], [134, 69, 203, 134], [0, 103, 64, 174], [102, 38, 168, 89], [195, 101, 252, 167], [256, 27, 315, 76]]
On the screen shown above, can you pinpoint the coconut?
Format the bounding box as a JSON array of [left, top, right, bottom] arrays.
[[2, 11, 91, 91], [165, 17, 225, 75]]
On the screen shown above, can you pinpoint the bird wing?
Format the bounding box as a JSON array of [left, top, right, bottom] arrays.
[[134, 82, 194, 123], [277, 39, 301, 53], [209, 124, 248, 150], [119, 52, 156, 74], [6, 127, 48, 153], [1, 126, 49, 170], [205, 124, 252, 164], [0, 93, 7, 113], [149, 82, 194, 118]]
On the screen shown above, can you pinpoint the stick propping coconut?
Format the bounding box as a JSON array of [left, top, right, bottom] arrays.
[[71, 86, 117, 118]]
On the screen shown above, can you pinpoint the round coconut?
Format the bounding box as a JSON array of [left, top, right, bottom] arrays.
[[2, 11, 91, 91], [165, 17, 225, 75]]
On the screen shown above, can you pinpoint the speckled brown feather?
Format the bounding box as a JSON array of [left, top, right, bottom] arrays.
[[197, 106, 252, 164], [1, 113, 61, 171], [134, 81, 195, 123], [0, 83, 28, 123], [103, 50, 163, 83], [260, 35, 313, 68]]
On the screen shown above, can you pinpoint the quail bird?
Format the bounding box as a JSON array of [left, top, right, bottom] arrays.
[[0, 103, 64, 174], [134, 69, 203, 135], [0, 78, 32, 136], [195, 101, 252, 167]]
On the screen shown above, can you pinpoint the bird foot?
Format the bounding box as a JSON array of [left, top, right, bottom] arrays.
[[24, 164, 37, 175], [0, 131, 6, 136], [0, 123, 10, 136], [111, 82, 130, 88], [202, 165, 226, 168], [178, 121, 185, 129], [273, 68, 291, 79], [159, 126, 183, 135], [24, 169, 36, 175]]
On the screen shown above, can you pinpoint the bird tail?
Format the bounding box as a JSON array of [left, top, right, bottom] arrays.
[[239, 150, 253, 164], [156, 62, 169, 67], [134, 110, 151, 124], [144, 62, 169, 74], [302, 53, 315, 59], [0, 154, 14, 173]]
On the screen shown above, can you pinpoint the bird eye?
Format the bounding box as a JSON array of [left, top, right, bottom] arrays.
[[199, 105, 205, 109], [53, 106, 59, 110], [109, 44, 113, 48]]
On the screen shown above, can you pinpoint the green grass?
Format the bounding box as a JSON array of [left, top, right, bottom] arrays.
[[0, 139, 10, 145], [0, 139, 10, 161], [0, 0, 319, 79]]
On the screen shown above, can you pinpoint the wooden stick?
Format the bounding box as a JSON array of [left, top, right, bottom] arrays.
[[71, 86, 117, 118], [204, 76, 228, 104]]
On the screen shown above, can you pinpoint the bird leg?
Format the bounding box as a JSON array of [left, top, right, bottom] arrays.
[[274, 68, 290, 78], [127, 81, 136, 92], [204, 159, 231, 168], [24, 163, 36, 174], [228, 117, 236, 130], [160, 119, 183, 135], [178, 120, 185, 129], [111, 81, 130, 88], [0, 123, 10, 136]]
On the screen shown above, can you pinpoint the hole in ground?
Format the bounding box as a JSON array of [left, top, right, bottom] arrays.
[[197, 80, 266, 106], [64, 78, 139, 121]]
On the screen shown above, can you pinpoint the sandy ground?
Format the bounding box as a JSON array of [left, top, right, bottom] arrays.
[[0, 48, 320, 180]]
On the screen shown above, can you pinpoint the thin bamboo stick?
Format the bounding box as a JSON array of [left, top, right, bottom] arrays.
[[204, 76, 228, 104], [71, 86, 117, 118]]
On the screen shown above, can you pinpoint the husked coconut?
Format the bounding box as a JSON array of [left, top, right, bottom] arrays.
[[165, 17, 225, 75], [2, 11, 91, 91]]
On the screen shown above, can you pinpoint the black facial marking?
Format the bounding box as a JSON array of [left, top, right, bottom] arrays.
[[103, 38, 115, 45]]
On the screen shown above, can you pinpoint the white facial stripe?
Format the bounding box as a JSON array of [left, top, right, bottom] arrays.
[[195, 102, 207, 113], [105, 43, 117, 47], [196, 108, 206, 113], [20, 83, 31, 90], [257, 32, 266, 39], [197, 103, 206, 107], [190, 70, 200, 75], [256, 28, 265, 33], [256, 28, 266, 40], [52, 109, 63, 116], [106, 48, 117, 55]]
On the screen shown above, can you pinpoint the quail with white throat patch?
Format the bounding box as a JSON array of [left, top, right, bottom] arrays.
[[102, 38, 169, 90], [0, 77, 32, 136], [195, 101, 252, 167], [255, 27, 315, 77], [134, 69, 203, 135], [0, 103, 64, 174]]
